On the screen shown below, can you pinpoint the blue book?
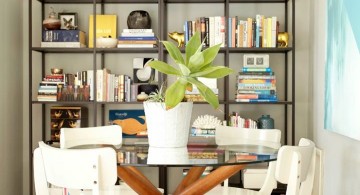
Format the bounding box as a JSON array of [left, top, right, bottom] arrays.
[[242, 67, 272, 72], [42, 30, 86, 43], [118, 36, 157, 40]]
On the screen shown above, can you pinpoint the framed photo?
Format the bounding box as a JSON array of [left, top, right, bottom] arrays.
[[243, 54, 269, 68], [58, 12, 78, 30]]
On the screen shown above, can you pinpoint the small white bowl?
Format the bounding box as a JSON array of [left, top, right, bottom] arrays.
[[96, 37, 118, 48]]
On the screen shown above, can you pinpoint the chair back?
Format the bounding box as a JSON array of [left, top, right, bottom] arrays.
[[275, 138, 315, 195], [60, 125, 122, 149], [34, 141, 118, 195], [215, 126, 281, 194], [215, 126, 281, 149]]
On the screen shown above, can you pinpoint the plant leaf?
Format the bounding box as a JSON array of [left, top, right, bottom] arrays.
[[188, 52, 205, 70], [185, 32, 201, 65], [186, 77, 219, 109], [165, 78, 187, 109], [190, 66, 234, 78], [178, 63, 191, 76], [162, 41, 185, 65], [148, 60, 181, 76]]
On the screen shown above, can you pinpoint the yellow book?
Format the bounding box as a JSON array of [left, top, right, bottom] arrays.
[[88, 15, 117, 48]]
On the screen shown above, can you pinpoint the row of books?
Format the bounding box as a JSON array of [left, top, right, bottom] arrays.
[[37, 69, 137, 103], [228, 112, 258, 128], [236, 68, 278, 103], [228, 15, 279, 48], [184, 16, 225, 47]]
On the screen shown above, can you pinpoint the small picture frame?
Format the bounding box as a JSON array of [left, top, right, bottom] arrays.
[[243, 54, 269, 68], [58, 12, 78, 30]]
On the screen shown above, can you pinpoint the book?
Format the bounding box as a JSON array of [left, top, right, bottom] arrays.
[[239, 71, 275, 75], [242, 67, 272, 72], [109, 109, 147, 138], [118, 40, 157, 44], [40, 42, 86, 48], [117, 44, 155, 48], [118, 36, 157, 40], [236, 94, 277, 100], [88, 15, 117, 48], [120, 32, 155, 37], [122, 29, 153, 33], [235, 99, 278, 103], [237, 89, 276, 95], [42, 30, 86, 43]]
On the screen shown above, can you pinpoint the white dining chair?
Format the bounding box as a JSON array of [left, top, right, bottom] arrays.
[[208, 136, 316, 195], [60, 125, 123, 149], [34, 141, 122, 195], [60, 125, 163, 194], [207, 126, 281, 195]]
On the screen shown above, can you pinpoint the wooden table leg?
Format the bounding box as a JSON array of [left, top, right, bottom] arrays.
[[176, 164, 246, 195], [173, 167, 206, 195], [117, 166, 162, 195]]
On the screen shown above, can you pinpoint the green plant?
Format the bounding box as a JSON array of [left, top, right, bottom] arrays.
[[148, 31, 234, 109], [147, 83, 165, 102]]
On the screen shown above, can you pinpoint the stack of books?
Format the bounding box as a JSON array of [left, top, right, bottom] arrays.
[[117, 29, 157, 48], [41, 29, 86, 48], [236, 68, 277, 103], [37, 74, 65, 101]]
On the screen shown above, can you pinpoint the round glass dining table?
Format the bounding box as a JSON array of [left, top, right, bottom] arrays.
[[115, 144, 278, 195]]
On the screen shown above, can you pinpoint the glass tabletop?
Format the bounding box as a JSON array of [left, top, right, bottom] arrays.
[[116, 144, 278, 167]]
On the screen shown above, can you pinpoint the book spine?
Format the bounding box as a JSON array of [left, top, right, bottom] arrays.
[[237, 89, 276, 95], [96, 69, 103, 101], [239, 71, 274, 75], [236, 94, 277, 100], [114, 75, 119, 102], [87, 70, 94, 101], [242, 67, 272, 72], [238, 79, 276, 84], [205, 17, 210, 47], [40, 42, 86, 48], [118, 36, 156, 40], [120, 32, 155, 37], [235, 99, 278, 103], [42, 30, 85, 42], [118, 40, 157, 44], [122, 29, 153, 33]]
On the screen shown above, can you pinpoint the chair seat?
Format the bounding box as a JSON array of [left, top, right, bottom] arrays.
[[49, 185, 139, 195], [206, 186, 263, 195]]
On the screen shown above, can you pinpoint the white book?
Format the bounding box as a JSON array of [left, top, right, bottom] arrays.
[[40, 42, 86, 48], [117, 44, 155, 48], [121, 32, 155, 37], [122, 29, 153, 33], [209, 16, 215, 46], [271, 16, 277, 47], [96, 69, 103, 102], [214, 16, 221, 46]]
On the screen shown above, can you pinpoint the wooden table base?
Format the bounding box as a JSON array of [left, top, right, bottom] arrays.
[[118, 164, 246, 195]]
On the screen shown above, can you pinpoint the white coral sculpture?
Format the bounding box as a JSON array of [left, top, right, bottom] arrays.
[[192, 115, 222, 129]]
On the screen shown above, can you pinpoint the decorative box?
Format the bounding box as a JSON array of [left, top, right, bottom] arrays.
[[50, 106, 88, 142]]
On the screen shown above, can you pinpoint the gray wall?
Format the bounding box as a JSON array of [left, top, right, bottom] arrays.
[[0, 0, 23, 194], [311, 0, 360, 194]]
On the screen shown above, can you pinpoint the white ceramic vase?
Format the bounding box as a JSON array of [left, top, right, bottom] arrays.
[[143, 102, 193, 148]]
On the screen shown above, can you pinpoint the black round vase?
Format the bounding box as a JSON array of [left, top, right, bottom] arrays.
[[127, 10, 151, 29]]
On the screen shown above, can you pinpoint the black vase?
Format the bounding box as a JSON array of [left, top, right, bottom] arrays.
[[127, 10, 151, 29]]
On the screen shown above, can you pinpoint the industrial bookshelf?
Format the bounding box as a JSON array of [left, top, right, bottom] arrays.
[[29, 0, 295, 194]]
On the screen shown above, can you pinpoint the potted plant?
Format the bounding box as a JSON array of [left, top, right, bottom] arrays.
[[144, 31, 234, 147]]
